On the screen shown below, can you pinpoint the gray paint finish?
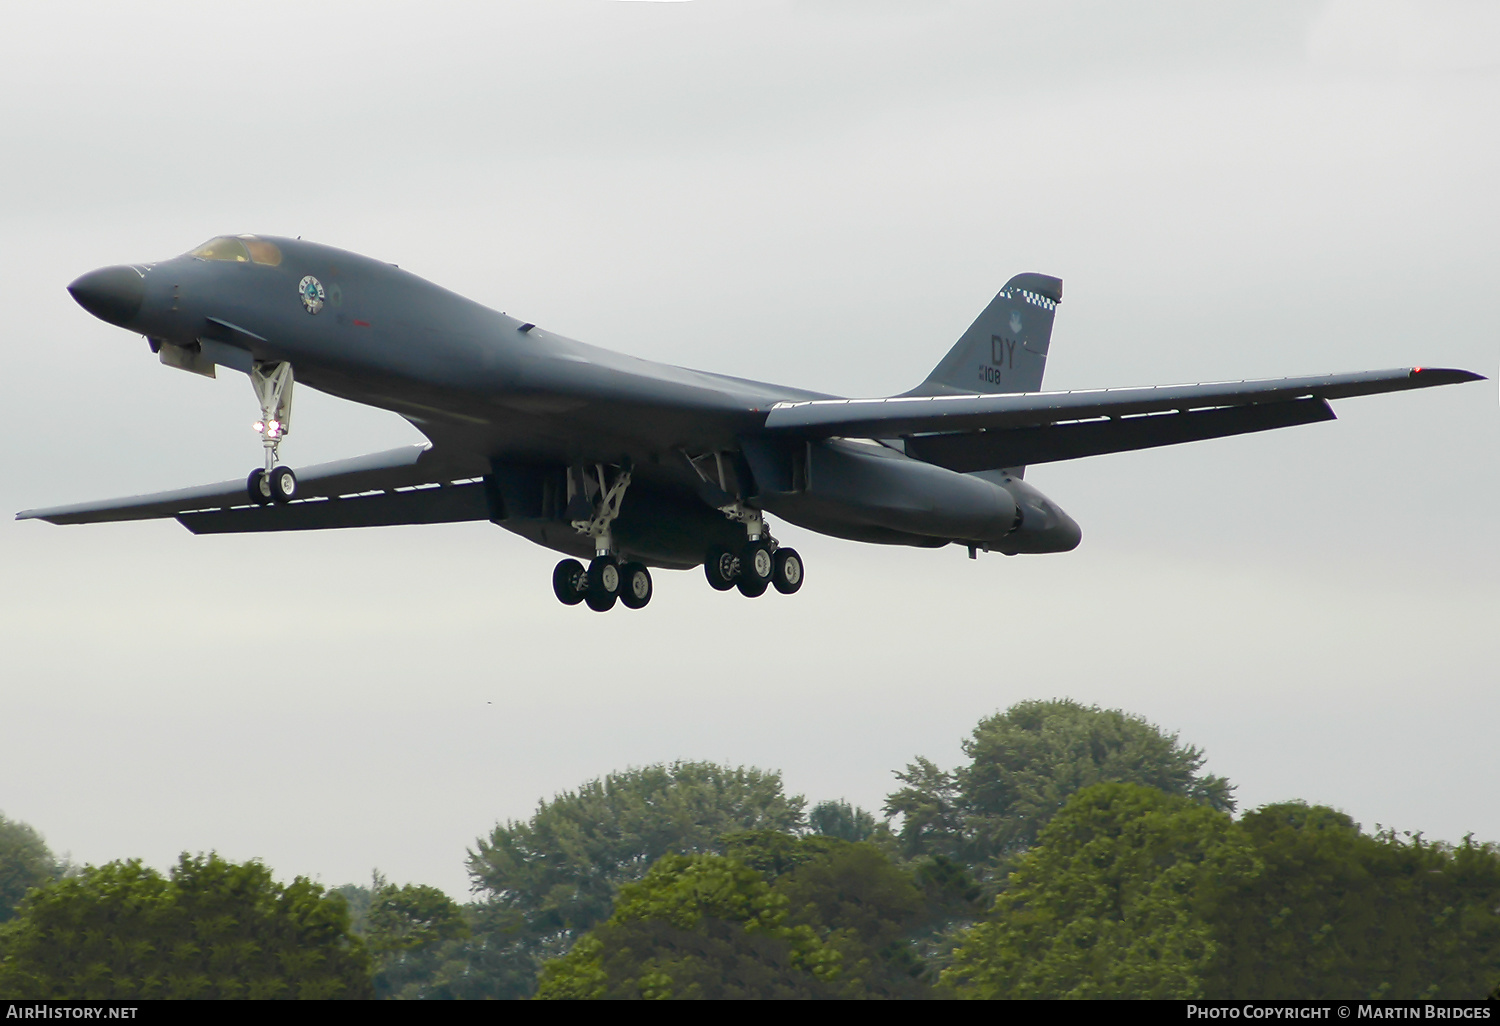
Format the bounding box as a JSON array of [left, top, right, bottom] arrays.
[[20, 236, 1485, 580]]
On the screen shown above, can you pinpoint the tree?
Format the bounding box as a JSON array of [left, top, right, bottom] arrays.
[[329, 870, 384, 938], [944, 788, 1500, 1000], [775, 839, 933, 997], [1202, 803, 1500, 999], [944, 783, 1258, 999], [0, 853, 371, 999], [446, 762, 804, 998], [536, 835, 973, 999], [886, 699, 1234, 876], [538, 837, 936, 999], [0, 814, 58, 923], [535, 853, 840, 999], [808, 800, 879, 842], [365, 882, 470, 1000]]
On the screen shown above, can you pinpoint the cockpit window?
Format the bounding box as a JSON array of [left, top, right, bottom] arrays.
[[240, 236, 282, 266], [191, 237, 250, 262], [189, 235, 282, 266]]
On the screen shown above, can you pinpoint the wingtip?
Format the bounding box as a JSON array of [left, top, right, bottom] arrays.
[[1409, 367, 1487, 384]]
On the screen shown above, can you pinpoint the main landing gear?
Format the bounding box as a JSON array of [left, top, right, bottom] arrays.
[[551, 463, 654, 613], [704, 507, 803, 599], [546, 468, 804, 610], [552, 555, 653, 612], [245, 361, 297, 505]]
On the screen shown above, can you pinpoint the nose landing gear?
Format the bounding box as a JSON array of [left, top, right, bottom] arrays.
[[246, 361, 297, 505]]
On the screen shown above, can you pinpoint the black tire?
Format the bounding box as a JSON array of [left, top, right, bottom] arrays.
[[704, 545, 739, 591], [619, 562, 653, 609], [742, 541, 773, 584], [737, 542, 772, 597], [737, 569, 769, 597], [773, 548, 804, 595], [269, 465, 297, 503], [246, 468, 272, 505], [586, 556, 621, 611], [552, 559, 586, 606]]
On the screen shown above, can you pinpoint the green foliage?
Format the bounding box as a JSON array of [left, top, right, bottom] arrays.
[[365, 901, 537, 1001], [945, 783, 1258, 999], [329, 870, 382, 938], [368, 883, 469, 954], [0, 853, 371, 999], [469, 762, 804, 937], [9, 702, 1494, 1001], [809, 800, 879, 842], [365, 881, 469, 1000], [0, 814, 58, 923], [886, 699, 1235, 877], [776, 840, 933, 997], [1202, 803, 1500, 999], [536, 853, 839, 999], [537, 837, 953, 999], [449, 762, 804, 997], [944, 786, 1500, 1000], [721, 830, 839, 879]]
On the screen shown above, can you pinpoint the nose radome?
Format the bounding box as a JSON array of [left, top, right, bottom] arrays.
[[68, 265, 145, 328]]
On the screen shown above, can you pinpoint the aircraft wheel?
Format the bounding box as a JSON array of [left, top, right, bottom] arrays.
[[737, 542, 773, 597], [552, 559, 587, 606], [619, 562, 653, 609], [773, 548, 804, 595], [269, 465, 297, 503], [704, 545, 739, 591], [247, 468, 273, 505], [586, 556, 620, 612]]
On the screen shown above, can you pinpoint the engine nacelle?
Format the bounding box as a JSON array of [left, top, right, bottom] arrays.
[[986, 475, 1082, 554], [753, 438, 1021, 544]]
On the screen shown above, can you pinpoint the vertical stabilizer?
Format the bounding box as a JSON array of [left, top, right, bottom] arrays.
[[907, 273, 1062, 396]]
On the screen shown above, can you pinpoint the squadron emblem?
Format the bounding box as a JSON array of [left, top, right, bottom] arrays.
[[298, 275, 325, 315]]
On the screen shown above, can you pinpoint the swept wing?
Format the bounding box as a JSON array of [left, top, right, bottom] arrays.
[[761, 367, 1482, 471], [16, 445, 491, 534]]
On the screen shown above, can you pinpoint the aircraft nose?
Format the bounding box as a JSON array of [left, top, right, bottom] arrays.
[[67, 265, 145, 327]]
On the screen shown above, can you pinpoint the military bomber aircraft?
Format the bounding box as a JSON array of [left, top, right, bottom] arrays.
[[21, 235, 1483, 610]]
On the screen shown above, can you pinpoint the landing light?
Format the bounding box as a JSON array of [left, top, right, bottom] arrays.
[[252, 421, 265, 434]]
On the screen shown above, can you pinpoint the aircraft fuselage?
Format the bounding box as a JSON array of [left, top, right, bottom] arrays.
[[68, 236, 1082, 570]]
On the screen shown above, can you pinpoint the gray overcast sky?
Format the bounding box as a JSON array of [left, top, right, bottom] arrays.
[[1, 0, 1496, 899]]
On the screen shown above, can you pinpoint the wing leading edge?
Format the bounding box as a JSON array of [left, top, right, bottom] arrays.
[[16, 444, 492, 533], [761, 367, 1483, 470]]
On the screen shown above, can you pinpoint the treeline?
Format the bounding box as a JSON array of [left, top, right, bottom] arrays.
[[2, 700, 1499, 999]]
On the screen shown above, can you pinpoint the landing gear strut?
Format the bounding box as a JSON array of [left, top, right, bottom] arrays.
[[550, 463, 654, 612], [246, 361, 297, 505]]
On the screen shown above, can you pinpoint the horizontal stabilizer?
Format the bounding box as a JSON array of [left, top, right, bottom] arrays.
[[763, 367, 1483, 439], [905, 397, 1336, 472], [17, 444, 488, 528]]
